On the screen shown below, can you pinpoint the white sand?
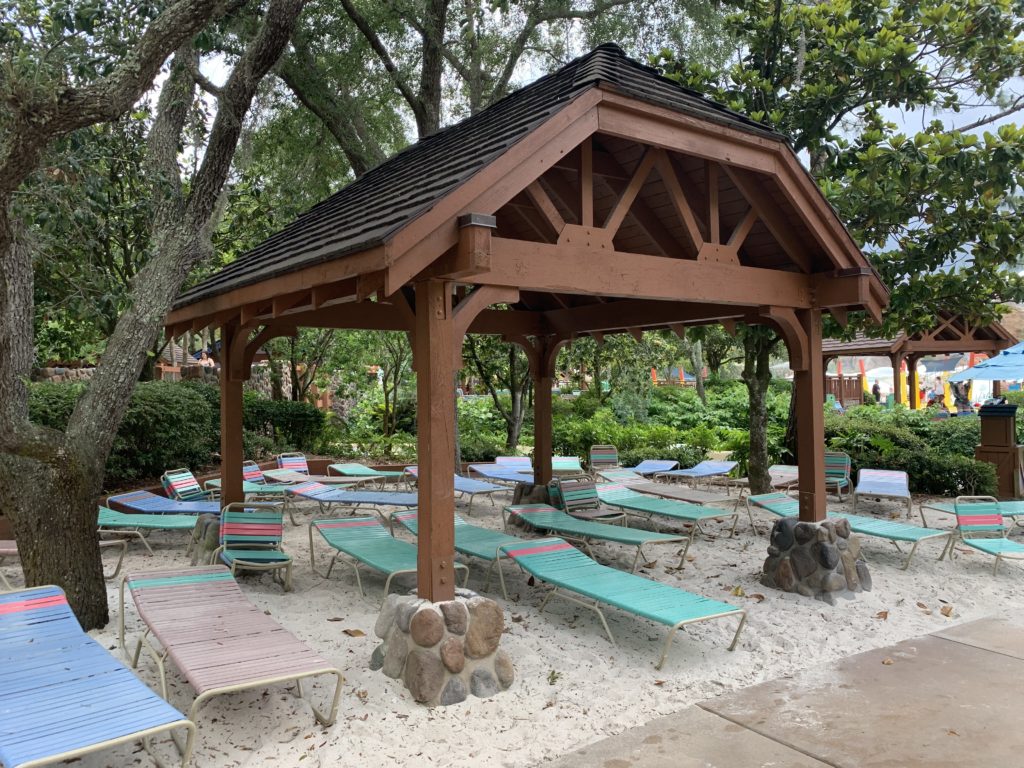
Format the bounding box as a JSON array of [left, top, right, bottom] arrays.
[[11, 491, 1024, 767]]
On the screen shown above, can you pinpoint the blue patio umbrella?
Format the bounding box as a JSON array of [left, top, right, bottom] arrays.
[[948, 342, 1024, 382]]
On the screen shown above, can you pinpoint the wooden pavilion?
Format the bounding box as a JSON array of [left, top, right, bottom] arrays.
[[822, 313, 1016, 406], [166, 44, 888, 602]]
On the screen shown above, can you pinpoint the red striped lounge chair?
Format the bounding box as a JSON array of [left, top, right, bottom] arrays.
[[213, 502, 292, 591], [161, 467, 218, 502], [953, 496, 1024, 576], [119, 566, 343, 734]]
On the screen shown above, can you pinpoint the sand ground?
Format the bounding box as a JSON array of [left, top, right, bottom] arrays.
[[7, 488, 1023, 767]]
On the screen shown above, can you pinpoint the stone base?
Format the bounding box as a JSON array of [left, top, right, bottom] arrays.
[[371, 590, 514, 705], [762, 518, 871, 604]]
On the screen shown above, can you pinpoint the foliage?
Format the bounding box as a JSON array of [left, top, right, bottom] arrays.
[[28, 381, 213, 485], [551, 405, 704, 468], [657, 0, 1024, 334], [244, 396, 326, 451], [825, 406, 997, 496], [458, 397, 508, 462]]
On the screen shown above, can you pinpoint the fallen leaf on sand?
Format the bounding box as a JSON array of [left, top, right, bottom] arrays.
[[940, 605, 953, 617], [653, 680, 666, 686], [731, 586, 746, 597], [916, 601, 928, 609], [882, 658, 895, 666], [642, 560, 658, 569], [343, 628, 365, 637], [749, 593, 766, 603], [327, 617, 344, 622], [686, 554, 696, 562], [511, 614, 525, 623], [947, 729, 959, 737], [875, 610, 889, 620]]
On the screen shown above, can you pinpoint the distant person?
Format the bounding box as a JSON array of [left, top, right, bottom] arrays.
[[198, 351, 216, 368], [871, 381, 881, 402]]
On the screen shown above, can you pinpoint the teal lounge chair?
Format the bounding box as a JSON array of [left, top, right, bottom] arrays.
[[392, 510, 524, 596], [503, 503, 687, 572], [596, 469, 735, 506], [161, 467, 218, 502], [595, 483, 740, 566], [308, 515, 469, 596], [552, 456, 586, 475], [97, 506, 200, 556], [746, 493, 950, 569], [588, 445, 620, 472], [0, 538, 127, 589], [328, 462, 406, 488], [952, 496, 1024, 575], [549, 476, 625, 523], [498, 538, 746, 669], [824, 451, 852, 501]]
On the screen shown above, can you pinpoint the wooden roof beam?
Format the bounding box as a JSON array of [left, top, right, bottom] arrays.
[[654, 148, 705, 255], [524, 180, 566, 240], [595, 153, 681, 257], [543, 299, 744, 336], [479, 236, 815, 307], [722, 165, 813, 274]]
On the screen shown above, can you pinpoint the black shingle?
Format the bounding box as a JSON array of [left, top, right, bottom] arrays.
[[175, 43, 783, 309]]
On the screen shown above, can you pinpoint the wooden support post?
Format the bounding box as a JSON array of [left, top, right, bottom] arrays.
[[219, 323, 245, 506], [823, 355, 835, 403], [907, 355, 921, 409], [794, 309, 826, 523], [994, 379, 1004, 397], [413, 279, 457, 603], [891, 353, 905, 405], [534, 372, 554, 486]]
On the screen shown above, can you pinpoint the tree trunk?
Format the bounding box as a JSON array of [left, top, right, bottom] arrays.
[[0, 443, 109, 628], [741, 328, 775, 494], [690, 340, 706, 404]]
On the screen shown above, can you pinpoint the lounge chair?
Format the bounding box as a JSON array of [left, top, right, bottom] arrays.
[[746, 493, 951, 569], [0, 538, 128, 589], [403, 466, 504, 513], [98, 506, 201, 556], [918, 499, 1024, 529], [597, 469, 735, 506], [498, 538, 746, 669], [119, 566, 343, 731], [768, 464, 800, 490], [596, 483, 740, 562], [212, 502, 292, 591], [623, 459, 679, 476], [307, 516, 468, 595], [852, 469, 913, 518], [503, 504, 687, 572], [549, 476, 625, 522], [161, 467, 218, 502], [1, 586, 195, 768], [107, 490, 221, 516], [655, 461, 739, 491], [204, 460, 300, 500], [266, 453, 369, 486], [951, 496, 1024, 575], [286, 481, 419, 524], [824, 452, 853, 500], [552, 456, 586, 475], [328, 462, 406, 487], [588, 444, 620, 472], [392, 510, 523, 596], [467, 463, 535, 484]]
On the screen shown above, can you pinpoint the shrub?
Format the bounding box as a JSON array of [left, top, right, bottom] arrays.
[[244, 398, 325, 451], [29, 380, 215, 485]]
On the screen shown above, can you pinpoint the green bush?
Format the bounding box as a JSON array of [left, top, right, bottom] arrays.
[[29, 380, 215, 485], [244, 398, 325, 451], [551, 407, 704, 468], [824, 406, 997, 496]]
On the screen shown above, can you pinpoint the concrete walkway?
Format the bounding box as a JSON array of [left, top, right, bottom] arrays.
[[548, 617, 1024, 768]]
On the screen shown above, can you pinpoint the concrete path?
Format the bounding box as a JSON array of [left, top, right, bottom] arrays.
[[547, 617, 1024, 768]]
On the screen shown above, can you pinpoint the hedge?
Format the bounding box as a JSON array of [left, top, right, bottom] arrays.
[[824, 406, 997, 497], [29, 380, 214, 485], [28, 380, 329, 486]]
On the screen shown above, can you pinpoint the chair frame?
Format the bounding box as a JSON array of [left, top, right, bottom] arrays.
[[211, 502, 292, 591]]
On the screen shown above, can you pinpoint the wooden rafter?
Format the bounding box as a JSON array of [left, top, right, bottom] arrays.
[[581, 136, 594, 227], [602, 147, 656, 236], [653, 148, 704, 255], [727, 208, 758, 250], [524, 180, 566, 239], [706, 160, 720, 244], [593, 158, 679, 257]]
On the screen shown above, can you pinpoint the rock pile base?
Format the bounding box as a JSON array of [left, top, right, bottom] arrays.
[[371, 591, 514, 705], [762, 517, 871, 604]]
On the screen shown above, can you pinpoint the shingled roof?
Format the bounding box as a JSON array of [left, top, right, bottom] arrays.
[[175, 43, 786, 310]]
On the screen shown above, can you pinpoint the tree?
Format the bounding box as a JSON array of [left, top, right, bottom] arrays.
[[657, 0, 1024, 481], [465, 335, 533, 451], [0, 0, 306, 627]]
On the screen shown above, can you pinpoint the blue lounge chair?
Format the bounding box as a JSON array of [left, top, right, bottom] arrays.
[[656, 460, 738, 489], [622, 459, 679, 476], [0, 586, 195, 768], [107, 490, 221, 516], [852, 469, 913, 518], [404, 466, 504, 513], [284, 481, 419, 524]]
